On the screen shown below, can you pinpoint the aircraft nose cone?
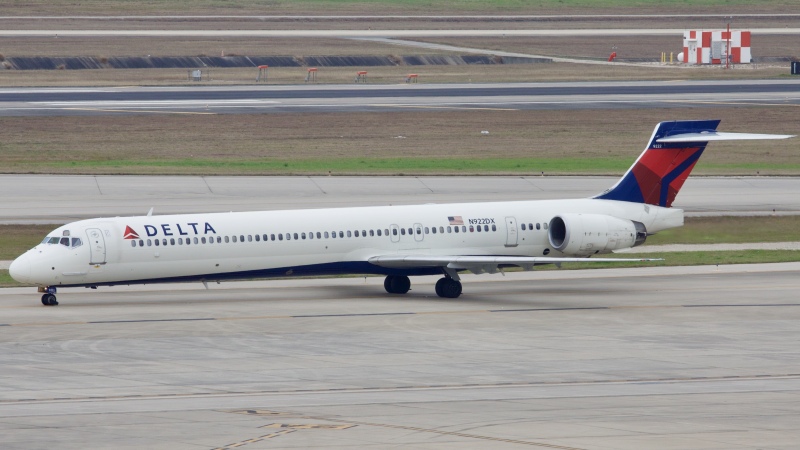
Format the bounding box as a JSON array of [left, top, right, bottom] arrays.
[[8, 254, 31, 283]]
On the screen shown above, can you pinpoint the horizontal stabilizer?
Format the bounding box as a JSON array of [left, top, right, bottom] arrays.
[[658, 132, 795, 143]]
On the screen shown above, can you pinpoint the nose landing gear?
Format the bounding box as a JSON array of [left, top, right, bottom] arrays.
[[40, 287, 58, 306]]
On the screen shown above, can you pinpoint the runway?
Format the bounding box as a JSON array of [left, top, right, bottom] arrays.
[[2, 80, 800, 116], [2, 175, 799, 223], [2, 263, 800, 449]]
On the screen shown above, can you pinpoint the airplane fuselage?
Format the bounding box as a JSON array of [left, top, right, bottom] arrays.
[[11, 198, 681, 289]]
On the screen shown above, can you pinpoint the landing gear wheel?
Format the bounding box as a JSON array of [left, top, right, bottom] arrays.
[[435, 277, 462, 299], [41, 293, 58, 306], [383, 275, 411, 294]]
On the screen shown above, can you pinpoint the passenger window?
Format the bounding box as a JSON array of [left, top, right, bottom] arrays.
[[347, 231, 352, 238], [384, 229, 389, 236], [544, 223, 548, 230], [462, 226, 466, 233], [172, 238, 176, 245], [232, 236, 237, 243], [225, 236, 230, 243], [400, 228, 406, 236], [241, 235, 245, 242], [354, 230, 359, 237], [454, 226, 459, 233], [484, 225, 488, 232], [536, 223, 541, 230], [521, 223, 526, 231], [529, 223, 533, 231], [147, 239, 152, 246], [492, 224, 497, 232], [476, 226, 481, 232], [162, 239, 167, 246], [270, 234, 275, 241], [431, 227, 437, 234], [416, 228, 421, 235], [131, 240, 136, 248], [293, 233, 299, 240], [201, 237, 206, 244], [447, 226, 452, 233], [302, 233, 307, 240], [316, 232, 322, 239], [286, 234, 291, 241], [217, 236, 222, 243], [179, 238, 184, 245], [424, 227, 429, 234], [469, 226, 474, 232], [278, 234, 283, 241], [255, 235, 260, 242], [377, 229, 382, 237], [155, 239, 160, 246], [370, 230, 374, 237], [324, 231, 329, 238], [393, 229, 398, 236], [408, 228, 413, 235]]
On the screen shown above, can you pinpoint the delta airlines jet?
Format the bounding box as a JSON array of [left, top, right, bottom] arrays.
[[9, 120, 793, 306]]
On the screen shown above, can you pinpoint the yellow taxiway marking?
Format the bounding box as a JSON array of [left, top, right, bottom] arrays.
[[64, 107, 217, 115]]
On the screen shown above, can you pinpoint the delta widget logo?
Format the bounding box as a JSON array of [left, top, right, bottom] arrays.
[[123, 226, 140, 240]]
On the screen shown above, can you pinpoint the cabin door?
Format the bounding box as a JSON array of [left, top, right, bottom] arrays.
[[87, 228, 107, 265], [504, 217, 519, 247]]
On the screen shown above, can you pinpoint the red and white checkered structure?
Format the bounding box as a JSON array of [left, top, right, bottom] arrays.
[[683, 30, 751, 65]]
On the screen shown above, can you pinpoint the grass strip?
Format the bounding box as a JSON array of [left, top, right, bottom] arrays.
[[16, 157, 800, 176]]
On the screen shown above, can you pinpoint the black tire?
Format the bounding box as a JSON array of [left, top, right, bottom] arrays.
[[384, 275, 395, 293], [441, 279, 462, 299], [390, 275, 411, 294], [435, 278, 446, 297], [41, 293, 58, 306]]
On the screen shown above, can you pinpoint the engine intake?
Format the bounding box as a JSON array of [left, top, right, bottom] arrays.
[[548, 214, 646, 256]]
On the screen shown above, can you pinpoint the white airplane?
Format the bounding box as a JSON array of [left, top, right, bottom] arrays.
[[9, 120, 793, 306]]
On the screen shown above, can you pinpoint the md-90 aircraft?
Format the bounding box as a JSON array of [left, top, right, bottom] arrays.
[[9, 120, 794, 305]]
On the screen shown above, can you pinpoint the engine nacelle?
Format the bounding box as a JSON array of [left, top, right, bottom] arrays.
[[548, 214, 646, 256]]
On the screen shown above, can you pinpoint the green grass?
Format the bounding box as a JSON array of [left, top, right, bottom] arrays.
[[646, 216, 800, 245], [34, 157, 800, 176]]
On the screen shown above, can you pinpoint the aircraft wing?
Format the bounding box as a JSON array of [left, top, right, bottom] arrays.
[[368, 255, 660, 275]]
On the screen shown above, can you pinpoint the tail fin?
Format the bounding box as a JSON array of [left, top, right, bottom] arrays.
[[595, 120, 794, 207]]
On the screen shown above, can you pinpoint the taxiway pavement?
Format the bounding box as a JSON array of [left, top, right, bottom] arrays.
[[2, 263, 800, 449], [3, 80, 800, 116]]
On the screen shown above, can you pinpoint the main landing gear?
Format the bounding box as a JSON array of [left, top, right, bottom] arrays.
[[382, 274, 463, 299], [384, 275, 411, 294]]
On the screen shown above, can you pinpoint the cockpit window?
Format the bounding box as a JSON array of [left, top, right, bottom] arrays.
[[60, 237, 70, 246], [71, 237, 83, 247], [43, 237, 60, 245]]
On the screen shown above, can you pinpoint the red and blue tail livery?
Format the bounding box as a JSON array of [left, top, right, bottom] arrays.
[[596, 120, 791, 207]]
